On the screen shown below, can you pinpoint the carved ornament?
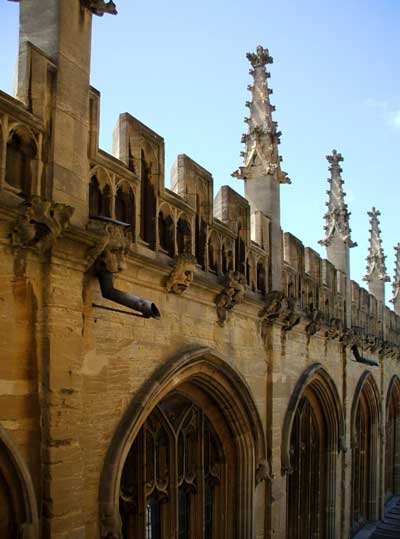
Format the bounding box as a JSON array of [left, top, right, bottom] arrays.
[[86, 221, 131, 273], [246, 46, 273, 68], [339, 330, 355, 348], [364, 207, 390, 283], [81, 0, 117, 16], [324, 318, 344, 340], [165, 254, 197, 295], [259, 291, 301, 332], [215, 271, 246, 326], [10, 196, 74, 254], [255, 458, 272, 485], [304, 307, 323, 339]]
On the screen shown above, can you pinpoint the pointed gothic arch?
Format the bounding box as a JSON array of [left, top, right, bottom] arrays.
[[0, 425, 39, 539], [385, 376, 400, 500], [282, 363, 345, 539], [99, 346, 267, 539], [350, 371, 381, 534]]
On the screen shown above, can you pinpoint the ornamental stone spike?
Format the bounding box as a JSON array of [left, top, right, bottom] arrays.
[[391, 243, 400, 314], [231, 45, 291, 291], [363, 207, 390, 303], [319, 149, 356, 276], [232, 45, 290, 186]]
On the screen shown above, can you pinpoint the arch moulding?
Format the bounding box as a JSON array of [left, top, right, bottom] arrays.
[[99, 345, 267, 539], [0, 424, 39, 539], [281, 362, 345, 475], [350, 370, 381, 448]]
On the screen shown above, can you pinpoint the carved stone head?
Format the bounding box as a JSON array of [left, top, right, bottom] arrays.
[[165, 254, 197, 295], [87, 222, 131, 274]]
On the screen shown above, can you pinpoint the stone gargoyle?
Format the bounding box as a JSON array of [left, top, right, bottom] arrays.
[[10, 196, 74, 254], [259, 290, 302, 334], [165, 254, 197, 295], [324, 317, 344, 340], [215, 270, 246, 326], [86, 221, 131, 274]]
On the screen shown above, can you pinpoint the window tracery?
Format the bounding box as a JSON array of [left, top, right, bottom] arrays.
[[115, 184, 135, 234], [287, 392, 327, 539], [120, 393, 225, 539]]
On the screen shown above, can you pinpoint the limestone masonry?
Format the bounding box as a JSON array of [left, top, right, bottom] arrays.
[[0, 1, 399, 539]]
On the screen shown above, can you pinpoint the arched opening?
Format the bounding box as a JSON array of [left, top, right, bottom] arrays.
[[119, 392, 227, 539], [256, 260, 266, 295], [158, 206, 174, 257], [235, 223, 246, 275], [195, 185, 208, 269], [351, 372, 381, 535], [385, 376, 400, 501], [140, 147, 157, 248], [99, 347, 266, 539], [5, 127, 37, 196], [177, 216, 192, 256], [0, 426, 39, 539], [282, 364, 344, 539], [207, 232, 219, 274], [115, 183, 135, 235], [89, 172, 112, 219]]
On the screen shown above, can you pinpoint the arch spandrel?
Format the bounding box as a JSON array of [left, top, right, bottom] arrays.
[[0, 425, 39, 539], [99, 346, 267, 539], [281, 363, 345, 474]]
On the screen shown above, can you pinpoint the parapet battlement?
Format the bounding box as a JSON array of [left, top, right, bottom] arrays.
[[0, 0, 399, 355]]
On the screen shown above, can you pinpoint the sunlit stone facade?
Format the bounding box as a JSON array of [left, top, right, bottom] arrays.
[[0, 1, 399, 538]]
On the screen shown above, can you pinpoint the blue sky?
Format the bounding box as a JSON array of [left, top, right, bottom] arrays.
[[1, 0, 399, 301]]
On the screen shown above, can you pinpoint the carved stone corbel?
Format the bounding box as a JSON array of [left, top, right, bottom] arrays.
[[362, 334, 379, 353], [215, 271, 246, 326], [86, 221, 131, 273], [164, 254, 197, 295], [340, 329, 358, 348], [259, 291, 302, 333], [255, 458, 273, 485], [10, 196, 74, 254], [324, 318, 344, 340], [305, 307, 323, 339]]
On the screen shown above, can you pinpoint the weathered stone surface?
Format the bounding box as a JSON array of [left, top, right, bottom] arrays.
[[0, 3, 399, 539]]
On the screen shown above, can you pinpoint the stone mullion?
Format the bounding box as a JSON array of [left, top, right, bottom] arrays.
[[41, 257, 85, 538]]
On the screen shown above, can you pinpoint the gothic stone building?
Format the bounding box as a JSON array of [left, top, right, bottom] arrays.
[[1, 1, 400, 539]]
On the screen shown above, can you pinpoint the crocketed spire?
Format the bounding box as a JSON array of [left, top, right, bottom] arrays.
[[232, 45, 290, 184], [319, 150, 356, 248], [391, 243, 400, 313], [364, 207, 389, 293]]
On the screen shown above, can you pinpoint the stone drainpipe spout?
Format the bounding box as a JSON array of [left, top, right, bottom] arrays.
[[97, 270, 161, 320]]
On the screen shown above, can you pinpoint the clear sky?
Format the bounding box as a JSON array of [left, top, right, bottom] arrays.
[[1, 0, 399, 302]]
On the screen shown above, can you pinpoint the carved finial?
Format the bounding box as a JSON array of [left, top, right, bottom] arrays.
[[246, 45, 273, 68], [391, 243, 400, 313], [364, 207, 390, 284], [81, 0, 117, 16], [319, 149, 356, 248], [232, 46, 289, 184]]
